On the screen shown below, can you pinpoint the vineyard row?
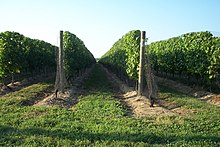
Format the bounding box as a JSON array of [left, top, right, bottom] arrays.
[[0, 31, 95, 84], [99, 30, 220, 86]]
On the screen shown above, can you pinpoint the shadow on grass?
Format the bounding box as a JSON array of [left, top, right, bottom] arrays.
[[1, 125, 220, 145]]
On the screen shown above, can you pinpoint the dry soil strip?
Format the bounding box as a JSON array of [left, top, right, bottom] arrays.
[[156, 76, 220, 107], [100, 65, 191, 117], [34, 66, 94, 108]]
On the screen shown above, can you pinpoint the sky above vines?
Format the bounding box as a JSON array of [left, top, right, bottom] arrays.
[[0, 0, 219, 58]]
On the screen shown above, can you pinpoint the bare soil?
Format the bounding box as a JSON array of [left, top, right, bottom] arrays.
[[34, 67, 93, 108], [156, 76, 220, 107], [11, 64, 219, 118], [102, 65, 197, 117], [120, 91, 197, 117], [207, 94, 220, 106], [0, 74, 55, 97]]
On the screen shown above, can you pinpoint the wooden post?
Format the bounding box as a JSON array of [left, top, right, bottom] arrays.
[[55, 46, 59, 93], [59, 30, 64, 93], [55, 31, 65, 94], [138, 31, 146, 96]]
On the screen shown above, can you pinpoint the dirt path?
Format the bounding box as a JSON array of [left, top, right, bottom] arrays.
[[33, 63, 219, 117], [101, 64, 197, 117], [156, 76, 220, 107], [34, 66, 94, 108], [0, 73, 55, 97]]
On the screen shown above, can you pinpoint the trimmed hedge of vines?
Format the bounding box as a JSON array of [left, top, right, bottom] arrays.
[[63, 31, 96, 80], [147, 31, 220, 83], [0, 31, 56, 83], [99, 30, 141, 83]]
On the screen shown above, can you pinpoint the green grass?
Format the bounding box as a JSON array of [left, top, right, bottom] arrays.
[[0, 83, 51, 106], [0, 64, 220, 146]]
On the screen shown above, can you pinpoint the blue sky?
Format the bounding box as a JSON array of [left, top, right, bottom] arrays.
[[0, 0, 219, 57]]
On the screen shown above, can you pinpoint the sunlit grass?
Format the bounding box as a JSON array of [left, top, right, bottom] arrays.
[[0, 64, 220, 146]]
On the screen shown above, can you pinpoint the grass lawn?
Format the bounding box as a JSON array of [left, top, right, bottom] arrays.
[[0, 64, 220, 146]]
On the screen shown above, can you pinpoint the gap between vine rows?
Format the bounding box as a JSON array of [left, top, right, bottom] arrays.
[[33, 63, 212, 117]]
